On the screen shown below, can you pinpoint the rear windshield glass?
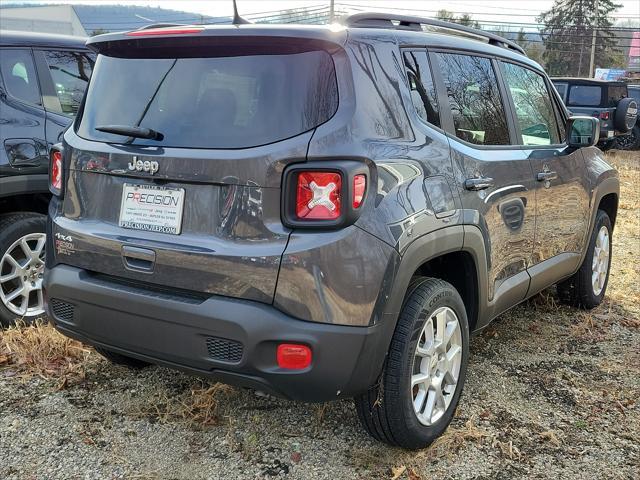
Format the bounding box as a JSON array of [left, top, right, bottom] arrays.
[[77, 50, 338, 149], [568, 85, 602, 107]]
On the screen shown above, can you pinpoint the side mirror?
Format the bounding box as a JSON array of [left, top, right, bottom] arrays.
[[567, 116, 600, 148]]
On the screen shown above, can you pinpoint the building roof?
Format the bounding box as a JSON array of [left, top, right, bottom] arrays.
[[0, 29, 88, 48]]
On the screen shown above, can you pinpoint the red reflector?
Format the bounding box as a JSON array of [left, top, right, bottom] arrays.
[[50, 150, 62, 192], [277, 344, 312, 370], [296, 171, 342, 220], [599, 111, 610, 120], [353, 174, 366, 209], [126, 27, 204, 37]]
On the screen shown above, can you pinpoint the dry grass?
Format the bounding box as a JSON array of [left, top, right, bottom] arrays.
[[604, 150, 640, 313], [134, 381, 233, 428], [0, 151, 638, 479], [426, 417, 489, 458], [0, 319, 91, 386]]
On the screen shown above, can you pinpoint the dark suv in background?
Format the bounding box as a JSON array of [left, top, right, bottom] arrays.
[[44, 15, 619, 449], [0, 31, 93, 326], [552, 77, 637, 150]]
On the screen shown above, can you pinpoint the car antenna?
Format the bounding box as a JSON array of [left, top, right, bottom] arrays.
[[232, 0, 251, 25]]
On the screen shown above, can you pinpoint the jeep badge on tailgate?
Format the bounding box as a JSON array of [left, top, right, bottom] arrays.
[[128, 156, 159, 175]]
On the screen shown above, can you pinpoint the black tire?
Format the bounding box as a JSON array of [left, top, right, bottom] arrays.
[[0, 213, 47, 328], [613, 97, 638, 133], [354, 277, 470, 449], [615, 124, 640, 151], [94, 346, 151, 369], [557, 210, 612, 309]]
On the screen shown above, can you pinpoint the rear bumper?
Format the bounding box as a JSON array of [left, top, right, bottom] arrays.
[[44, 264, 391, 402]]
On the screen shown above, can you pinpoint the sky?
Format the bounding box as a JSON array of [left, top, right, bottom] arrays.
[[2, 0, 639, 26]]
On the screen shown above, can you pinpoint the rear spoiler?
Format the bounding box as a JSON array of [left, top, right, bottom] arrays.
[[85, 25, 347, 55]]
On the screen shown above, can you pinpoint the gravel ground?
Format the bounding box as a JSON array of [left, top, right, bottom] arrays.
[[1, 152, 639, 480]]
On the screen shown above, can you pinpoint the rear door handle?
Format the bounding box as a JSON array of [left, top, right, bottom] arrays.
[[464, 177, 494, 191], [537, 171, 558, 182]]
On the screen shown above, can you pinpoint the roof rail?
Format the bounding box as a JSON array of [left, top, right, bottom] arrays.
[[342, 12, 526, 56]]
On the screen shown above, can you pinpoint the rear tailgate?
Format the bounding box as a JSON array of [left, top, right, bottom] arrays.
[[51, 28, 343, 303]]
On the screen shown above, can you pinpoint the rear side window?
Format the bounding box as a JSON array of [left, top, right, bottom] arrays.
[[501, 63, 561, 145], [43, 50, 95, 116], [77, 50, 338, 149], [0, 49, 41, 106], [568, 85, 601, 106], [403, 51, 440, 128], [435, 53, 510, 146], [607, 85, 627, 107], [629, 87, 640, 102]]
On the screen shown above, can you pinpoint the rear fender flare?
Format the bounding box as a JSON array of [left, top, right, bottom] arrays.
[[382, 226, 465, 319]]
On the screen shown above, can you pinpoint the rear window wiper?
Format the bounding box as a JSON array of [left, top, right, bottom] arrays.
[[95, 124, 164, 141]]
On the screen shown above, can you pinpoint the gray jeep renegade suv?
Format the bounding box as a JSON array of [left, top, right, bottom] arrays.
[[43, 14, 619, 449]]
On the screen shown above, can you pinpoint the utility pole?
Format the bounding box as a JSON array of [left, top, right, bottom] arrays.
[[329, 0, 335, 23], [589, 0, 599, 77]]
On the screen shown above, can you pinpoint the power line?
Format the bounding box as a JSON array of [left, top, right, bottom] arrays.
[[335, 2, 640, 20], [75, 3, 638, 46], [336, 4, 638, 38], [444, 0, 638, 18]]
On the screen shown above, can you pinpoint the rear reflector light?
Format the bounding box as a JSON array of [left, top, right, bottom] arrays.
[[599, 111, 610, 120], [296, 171, 342, 220], [50, 150, 62, 195], [353, 174, 366, 209], [126, 27, 204, 36], [276, 344, 312, 370]]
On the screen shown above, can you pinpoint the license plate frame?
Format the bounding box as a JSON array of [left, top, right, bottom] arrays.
[[119, 184, 185, 235]]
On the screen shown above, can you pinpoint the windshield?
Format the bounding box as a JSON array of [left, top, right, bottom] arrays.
[[77, 50, 338, 149]]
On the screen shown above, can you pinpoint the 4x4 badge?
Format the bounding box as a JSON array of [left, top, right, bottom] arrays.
[[128, 156, 159, 175]]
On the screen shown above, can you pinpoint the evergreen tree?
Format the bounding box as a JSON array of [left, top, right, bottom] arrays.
[[538, 0, 622, 77], [516, 28, 546, 66], [435, 10, 480, 29], [435, 9, 456, 23]]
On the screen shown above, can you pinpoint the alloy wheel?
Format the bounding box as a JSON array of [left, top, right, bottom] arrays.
[[0, 233, 46, 317], [411, 306, 463, 426], [591, 226, 610, 297]]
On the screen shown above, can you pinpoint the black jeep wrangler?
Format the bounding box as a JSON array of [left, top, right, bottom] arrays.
[[0, 31, 93, 326], [44, 14, 619, 449], [551, 77, 638, 150]]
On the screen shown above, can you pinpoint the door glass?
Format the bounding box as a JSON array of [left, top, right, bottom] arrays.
[[403, 51, 440, 128], [0, 49, 41, 105], [43, 51, 95, 116], [435, 53, 510, 146], [501, 63, 561, 146]]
